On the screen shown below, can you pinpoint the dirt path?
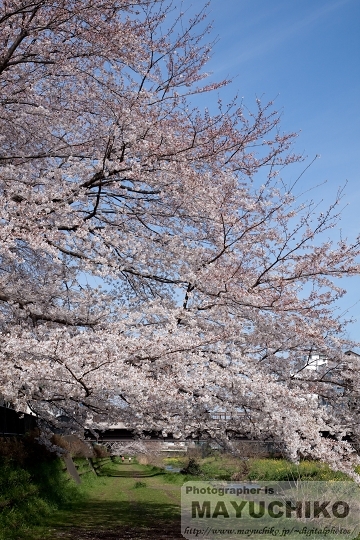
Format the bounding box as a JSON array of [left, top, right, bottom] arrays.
[[40, 462, 185, 540]]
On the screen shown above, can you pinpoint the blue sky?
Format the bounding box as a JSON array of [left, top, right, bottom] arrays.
[[183, 0, 360, 342]]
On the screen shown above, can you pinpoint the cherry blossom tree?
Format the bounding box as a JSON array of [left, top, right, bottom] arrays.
[[1, 0, 360, 476]]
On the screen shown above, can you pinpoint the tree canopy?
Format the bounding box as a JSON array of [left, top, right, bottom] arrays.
[[1, 0, 360, 477]]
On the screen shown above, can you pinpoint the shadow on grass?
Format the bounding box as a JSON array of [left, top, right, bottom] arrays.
[[47, 499, 180, 529], [97, 470, 166, 478]]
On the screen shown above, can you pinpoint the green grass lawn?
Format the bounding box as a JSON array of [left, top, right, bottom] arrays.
[[26, 461, 182, 539], [3, 454, 359, 539], [37, 457, 354, 537]]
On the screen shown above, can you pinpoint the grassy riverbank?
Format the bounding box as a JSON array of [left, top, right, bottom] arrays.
[[0, 435, 84, 540], [165, 454, 350, 481], [40, 461, 182, 539], [1, 449, 358, 540]]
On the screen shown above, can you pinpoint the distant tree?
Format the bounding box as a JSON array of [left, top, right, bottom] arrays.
[[1, 0, 360, 477]]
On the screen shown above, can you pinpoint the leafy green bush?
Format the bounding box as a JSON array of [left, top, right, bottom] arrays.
[[0, 459, 56, 539], [0, 437, 91, 540], [180, 458, 202, 476]]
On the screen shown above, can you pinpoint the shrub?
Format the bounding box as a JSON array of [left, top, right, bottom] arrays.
[[0, 435, 87, 539], [51, 434, 94, 458], [0, 454, 81, 540], [181, 458, 202, 476], [134, 481, 147, 488]]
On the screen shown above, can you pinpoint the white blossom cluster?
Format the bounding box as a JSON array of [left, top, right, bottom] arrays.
[[1, 0, 360, 478]]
